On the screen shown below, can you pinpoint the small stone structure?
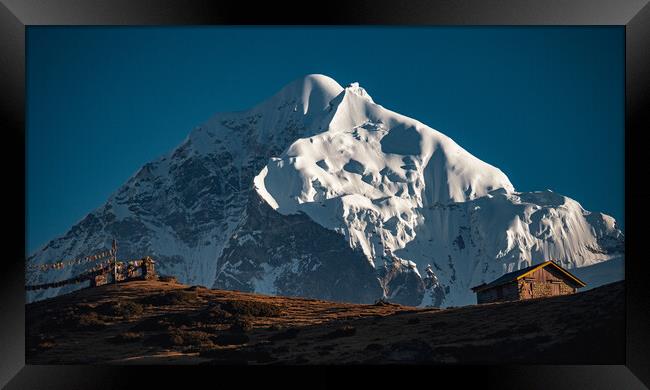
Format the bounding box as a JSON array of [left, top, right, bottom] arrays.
[[90, 274, 108, 287], [90, 257, 157, 286], [141, 256, 156, 280], [470, 261, 586, 304]]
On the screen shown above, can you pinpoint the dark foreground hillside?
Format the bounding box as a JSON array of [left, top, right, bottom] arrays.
[[26, 279, 624, 364]]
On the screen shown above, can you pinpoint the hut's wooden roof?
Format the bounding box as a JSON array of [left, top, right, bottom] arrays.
[[471, 261, 587, 293]]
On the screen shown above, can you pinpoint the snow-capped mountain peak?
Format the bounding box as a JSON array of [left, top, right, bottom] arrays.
[[345, 82, 375, 103], [267, 74, 344, 116], [27, 74, 624, 307]]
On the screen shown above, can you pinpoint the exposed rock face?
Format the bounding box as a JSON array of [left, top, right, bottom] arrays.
[[215, 195, 384, 304], [26, 75, 343, 302]]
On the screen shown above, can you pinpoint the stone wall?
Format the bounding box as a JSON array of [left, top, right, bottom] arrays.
[[529, 281, 575, 299], [559, 282, 576, 295]]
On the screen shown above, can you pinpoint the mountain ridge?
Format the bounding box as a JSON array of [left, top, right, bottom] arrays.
[[27, 74, 624, 306]]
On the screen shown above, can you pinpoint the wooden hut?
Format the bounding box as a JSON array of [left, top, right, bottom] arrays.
[[470, 261, 586, 304]]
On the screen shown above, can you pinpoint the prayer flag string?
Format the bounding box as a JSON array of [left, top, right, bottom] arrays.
[[26, 248, 116, 272]]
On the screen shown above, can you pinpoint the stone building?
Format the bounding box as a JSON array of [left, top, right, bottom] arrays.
[[89, 257, 157, 286], [141, 256, 156, 280], [471, 261, 586, 304], [90, 274, 108, 287]]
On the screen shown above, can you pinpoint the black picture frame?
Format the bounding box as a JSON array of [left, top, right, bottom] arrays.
[[1, 0, 648, 388]]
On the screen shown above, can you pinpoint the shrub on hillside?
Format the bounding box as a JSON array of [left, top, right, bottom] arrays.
[[67, 312, 108, 331], [144, 329, 214, 348], [195, 305, 232, 323], [96, 300, 144, 318], [185, 285, 207, 291], [229, 318, 254, 333], [220, 300, 281, 317], [158, 275, 177, 283], [139, 290, 198, 306], [130, 316, 170, 332]]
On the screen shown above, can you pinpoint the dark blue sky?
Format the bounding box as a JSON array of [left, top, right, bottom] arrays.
[[27, 27, 624, 253]]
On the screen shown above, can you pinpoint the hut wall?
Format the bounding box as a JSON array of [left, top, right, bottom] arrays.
[[517, 266, 577, 300], [477, 289, 496, 304], [476, 282, 519, 304], [502, 283, 519, 300], [518, 280, 533, 299], [559, 283, 576, 295]]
